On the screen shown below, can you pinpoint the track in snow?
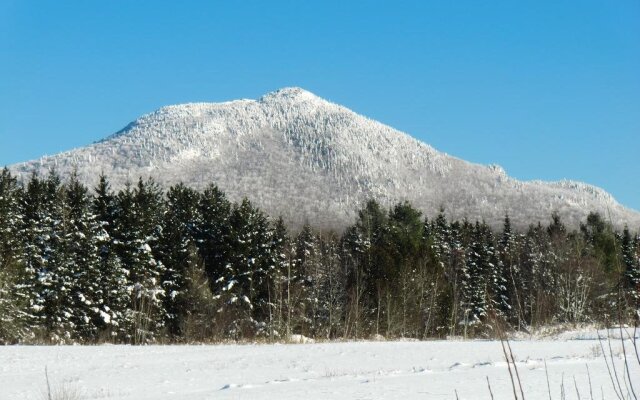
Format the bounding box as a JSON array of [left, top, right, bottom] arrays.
[[1, 331, 638, 399]]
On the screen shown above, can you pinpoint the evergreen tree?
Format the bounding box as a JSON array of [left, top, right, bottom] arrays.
[[431, 209, 451, 267], [267, 217, 291, 338], [342, 200, 388, 336], [315, 232, 345, 339], [225, 199, 276, 336], [462, 222, 493, 327], [387, 202, 424, 337], [293, 224, 320, 336], [485, 223, 510, 321], [92, 174, 129, 340], [179, 245, 218, 341], [93, 174, 118, 237], [195, 184, 232, 290], [219, 198, 274, 338], [112, 179, 166, 343], [0, 168, 29, 342], [621, 227, 639, 305], [499, 215, 524, 327], [0, 168, 23, 272], [20, 171, 74, 341], [158, 183, 201, 337], [58, 172, 106, 340], [521, 223, 557, 326], [581, 212, 617, 273]]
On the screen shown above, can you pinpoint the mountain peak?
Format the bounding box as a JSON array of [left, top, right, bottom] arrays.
[[259, 87, 324, 104], [8, 90, 640, 230]]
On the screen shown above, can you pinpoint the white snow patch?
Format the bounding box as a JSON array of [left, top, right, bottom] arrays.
[[1, 329, 638, 399]]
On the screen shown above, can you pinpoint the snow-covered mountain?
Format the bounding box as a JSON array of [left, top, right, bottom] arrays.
[[8, 87, 640, 230]]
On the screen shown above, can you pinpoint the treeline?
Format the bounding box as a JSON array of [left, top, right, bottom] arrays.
[[0, 168, 638, 344]]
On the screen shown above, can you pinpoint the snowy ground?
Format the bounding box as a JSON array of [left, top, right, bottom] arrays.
[[1, 329, 638, 400]]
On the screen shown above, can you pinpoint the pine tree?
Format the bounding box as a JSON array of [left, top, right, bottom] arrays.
[[19, 171, 74, 341], [293, 224, 319, 336], [521, 223, 557, 326], [195, 184, 232, 290], [266, 217, 290, 339], [56, 172, 104, 341], [431, 210, 451, 268], [179, 245, 218, 341], [462, 222, 492, 328], [18, 173, 46, 338], [342, 200, 388, 337], [499, 215, 524, 327], [158, 183, 201, 337], [313, 232, 345, 339], [0, 168, 29, 342], [581, 212, 617, 273], [387, 201, 424, 337], [92, 174, 129, 340], [93, 174, 118, 244], [216, 198, 274, 338], [0, 168, 23, 272], [485, 223, 510, 322], [621, 227, 639, 305], [112, 179, 166, 343]]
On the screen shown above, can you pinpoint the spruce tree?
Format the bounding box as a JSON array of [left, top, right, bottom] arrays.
[[581, 212, 617, 273], [499, 215, 524, 327], [293, 224, 319, 336], [217, 198, 273, 338], [195, 184, 232, 290], [158, 183, 201, 337], [485, 223, 510, 321], [20, 171, 72, 341], [387, 202, 424, 337], [621, 227, 639, 305], [92, 174, 129, 340], [112, 179, 166, 343], [462, 222, 490, 327], [267, 217, 290, 338], [179, 245, 218, 341], [0, 168, 29, 342], [315, 232, 345, 339], [0, 168, 23, 272], [521, 223, 557, 326], [342, 200, 388, 336], [58, 172, 106, 341]]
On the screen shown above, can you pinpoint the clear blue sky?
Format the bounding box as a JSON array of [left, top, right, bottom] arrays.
[[1, 1, 638, 210]]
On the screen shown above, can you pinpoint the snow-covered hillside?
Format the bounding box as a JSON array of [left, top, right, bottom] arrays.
[[2, 330, 638, 399], [8, 87, 640, 230]]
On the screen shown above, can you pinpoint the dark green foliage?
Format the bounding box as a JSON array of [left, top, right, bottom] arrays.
[[0, 168, 29, 342], [112, 179, 166, 343], [341, 199, 390, 336], [178, 247, 219, 341], [92, 174, 129, 340], [581, 212, 618, 273], [291, 224, 319, 335], [158, 183, 201, 337], [221, 198, 274, 337], [0, 168, 23, 273], [462, 222, 491, 325], [621, 227, 640, 305], [21, 171, 72, 341], [60, 172, 104, 340], [195, 184, 232, 291], [0, 169, 636, 344]]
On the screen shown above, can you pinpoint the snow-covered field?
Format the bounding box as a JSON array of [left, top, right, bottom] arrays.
[[1, 329, 638, 400]]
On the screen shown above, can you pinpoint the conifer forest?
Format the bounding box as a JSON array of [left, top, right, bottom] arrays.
[[0, 168, 638, 344]]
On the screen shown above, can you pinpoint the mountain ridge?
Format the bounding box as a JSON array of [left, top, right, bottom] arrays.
[[8, 87, 640, 231]]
